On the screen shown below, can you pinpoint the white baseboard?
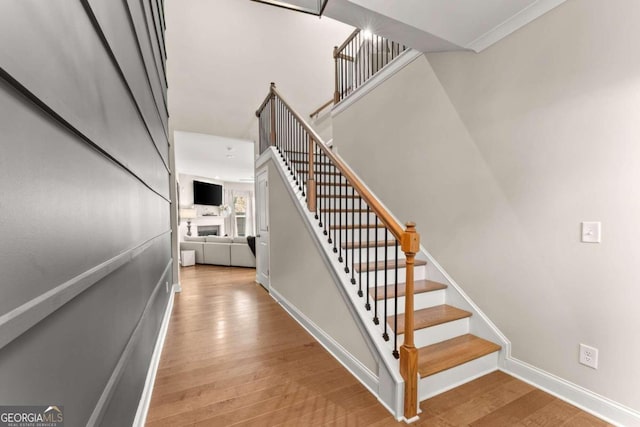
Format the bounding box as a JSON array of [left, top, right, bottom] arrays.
[[132, 284, 178, 427], [503, 357, 640, 427]]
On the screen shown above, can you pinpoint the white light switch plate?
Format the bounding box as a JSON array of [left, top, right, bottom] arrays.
[[581, 222, 601, 243]]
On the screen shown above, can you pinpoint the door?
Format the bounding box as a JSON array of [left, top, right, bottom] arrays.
[[256, 168, 270, 289]]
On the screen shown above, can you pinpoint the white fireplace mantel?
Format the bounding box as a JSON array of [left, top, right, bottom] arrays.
[[194, 216, 224, 235]]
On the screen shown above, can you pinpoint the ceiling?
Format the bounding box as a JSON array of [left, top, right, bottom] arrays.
[[165, 0, 564, 182], [324, 0, 566, 52], [165, 0, 354, 141], [174, 131, 255, 183]]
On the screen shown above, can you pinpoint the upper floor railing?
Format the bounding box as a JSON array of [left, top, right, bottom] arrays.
[[256, 83, 420, 419], [334, 29, 409, 103]]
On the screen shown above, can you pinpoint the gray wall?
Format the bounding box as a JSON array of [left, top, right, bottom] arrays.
[[332, 0, 640, 412], [0, 1, 172, 425], [266, 161, 379, 375]]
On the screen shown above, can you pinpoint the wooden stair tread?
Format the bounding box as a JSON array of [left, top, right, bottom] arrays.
[[354, 258, 426, 273], [330, 224, 385, 230], [417, 334, 501, 378], [342, 240, 396, 249], [375, 280, 446, 300], [392, 304, 471, 334]]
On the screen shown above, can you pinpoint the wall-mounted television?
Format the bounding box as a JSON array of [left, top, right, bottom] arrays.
[[193, 181, 223, 206]]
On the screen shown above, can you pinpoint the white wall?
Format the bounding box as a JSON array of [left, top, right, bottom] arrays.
[[267, 160, 379, 375], [332, 0, 640, 412]]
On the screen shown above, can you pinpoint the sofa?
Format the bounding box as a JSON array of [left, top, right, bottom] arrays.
[[180, 236, 256, 268]]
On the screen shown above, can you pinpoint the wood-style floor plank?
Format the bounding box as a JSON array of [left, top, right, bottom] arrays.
[[145, 265, 611, 426]]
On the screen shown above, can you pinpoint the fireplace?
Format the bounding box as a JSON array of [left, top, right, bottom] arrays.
[[197, 225, 220, 236]]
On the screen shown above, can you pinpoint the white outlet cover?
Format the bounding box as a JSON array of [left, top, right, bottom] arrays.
[[581, 221, 601, 243], [579, 343, 599, 369]]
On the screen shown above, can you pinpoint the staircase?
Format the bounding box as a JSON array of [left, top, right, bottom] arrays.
[[256, 82, 503, 421]]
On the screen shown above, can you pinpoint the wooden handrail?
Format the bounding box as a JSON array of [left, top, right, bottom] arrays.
[[336, 53, 355, 62], [335, 28, 361, 56], [309, 98, 334, 119], [255, 90, 272, 117], [271, 85, 406, 242]]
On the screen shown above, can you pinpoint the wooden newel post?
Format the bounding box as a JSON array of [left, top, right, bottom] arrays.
[[307, 136, 316, 212], [269, 82, 276, 146], [400, 222, 420, 420], [333, 47, 340, 104]]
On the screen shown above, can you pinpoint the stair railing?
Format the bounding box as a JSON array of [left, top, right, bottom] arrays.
[[256, 83, 420, 419], [334, 29, 409, 104], [309, 98, 334, 119]]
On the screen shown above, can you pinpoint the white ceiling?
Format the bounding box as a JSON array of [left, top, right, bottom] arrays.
[[165, 0, 564, 182], [165, 0, 354, 141], [326, 0, 566, 52], [174, 131, 255, 183], [165, 0, 352, 182]]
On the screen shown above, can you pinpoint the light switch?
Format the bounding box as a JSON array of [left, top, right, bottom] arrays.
[[581, 222, 601, 243]]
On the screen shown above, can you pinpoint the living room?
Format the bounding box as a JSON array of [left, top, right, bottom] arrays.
[[175, 130, 257, 268]]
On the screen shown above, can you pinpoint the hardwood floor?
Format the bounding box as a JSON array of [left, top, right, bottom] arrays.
[[146, 265, 610, 426]]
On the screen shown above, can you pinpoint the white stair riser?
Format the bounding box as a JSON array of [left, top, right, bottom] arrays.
[[397, 318, 469, 348], [355, 264, 426, 285], [376, 288, 446, 316], [418, 352, 500, 401]]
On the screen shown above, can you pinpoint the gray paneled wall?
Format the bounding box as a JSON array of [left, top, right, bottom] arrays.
[[0, 1, 172, 426]]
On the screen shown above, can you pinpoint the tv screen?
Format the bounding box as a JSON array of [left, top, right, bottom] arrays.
[[193, 181, 222, 206]]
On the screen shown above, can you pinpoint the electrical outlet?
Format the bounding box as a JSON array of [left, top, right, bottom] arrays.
[[579, 344, 598, 369]]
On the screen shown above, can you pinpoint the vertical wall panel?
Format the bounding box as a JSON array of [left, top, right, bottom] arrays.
[[0, 0, 172, 424]]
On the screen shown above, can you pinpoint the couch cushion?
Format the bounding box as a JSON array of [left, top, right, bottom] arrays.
[[184, 236, 206, 242], [205, 236, 232, 243], [232, 237, 248, 244], [230, 243, 256, 268], [203, 243, 231, 266]]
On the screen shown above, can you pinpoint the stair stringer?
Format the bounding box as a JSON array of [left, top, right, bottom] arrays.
[[257, 148, 408, 421]]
